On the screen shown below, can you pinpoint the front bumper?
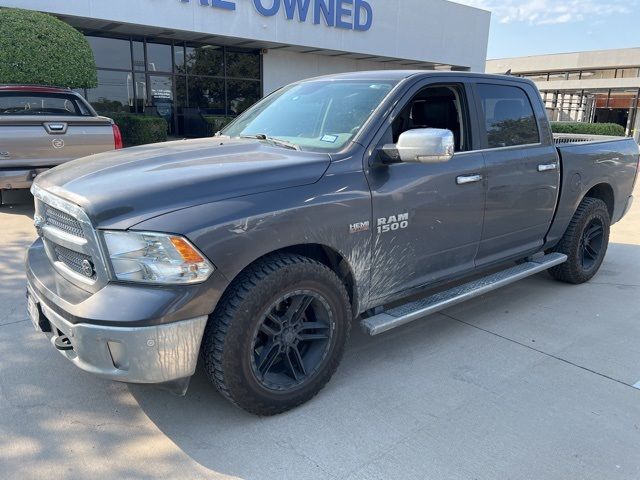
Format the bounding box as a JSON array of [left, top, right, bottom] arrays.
[[1, 168, 48, 190], [32, 285, 207, 384], [26, 238, 226, 385]]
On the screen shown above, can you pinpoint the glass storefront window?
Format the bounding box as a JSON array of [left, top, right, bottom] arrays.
[[87, 36, 132, 70], [186, 45, 224, 77], [133, 41, 145, 72], [147, 43, 173, 73], [189, 77, 225, 114], [618, 68, 639, 79], [227, 79, 261, 115], [548, 72, 568, 81], [174, 45, 186, 74], [523, 73, 548, 82], [82, 35, 262, 136], [580, 69, 616, 80], [176, 76, 187, 109], [226, 51, 260, 79], [148, 75, 175, 133], [86, 70, 135, 114]]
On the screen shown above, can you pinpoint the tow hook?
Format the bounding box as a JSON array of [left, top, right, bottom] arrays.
[[54, 335, 74, 351]]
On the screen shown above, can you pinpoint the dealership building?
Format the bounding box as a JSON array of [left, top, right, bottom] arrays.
[[487, 48, 640, 142], [1, 0, 489, 137]]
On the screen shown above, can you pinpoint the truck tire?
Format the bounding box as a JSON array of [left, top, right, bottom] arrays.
[[549, 197, 610, 284], [201, 253, 352, 416]]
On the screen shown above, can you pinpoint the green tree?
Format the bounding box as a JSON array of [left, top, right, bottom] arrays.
[[0, 8, 97, 88]]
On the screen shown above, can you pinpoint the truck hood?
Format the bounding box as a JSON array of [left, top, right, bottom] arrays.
[[35, 138, 331, 229]]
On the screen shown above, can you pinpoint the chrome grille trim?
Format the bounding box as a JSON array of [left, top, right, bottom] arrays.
[[42, 204, 84, 238], [52, 244, 96, 280], [31, 183, 109, 293]]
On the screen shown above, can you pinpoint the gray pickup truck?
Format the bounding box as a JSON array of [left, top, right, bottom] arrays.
[[0, 85, 121, 204], [25, 71, 638, 415]]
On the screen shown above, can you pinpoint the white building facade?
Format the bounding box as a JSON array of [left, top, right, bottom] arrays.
[[487, 48, 640, 141], [1, 0, 490, 136]]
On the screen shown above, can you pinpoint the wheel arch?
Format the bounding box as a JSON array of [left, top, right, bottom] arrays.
[[583, 182, 614, 219], [218, 243, 359, 314]]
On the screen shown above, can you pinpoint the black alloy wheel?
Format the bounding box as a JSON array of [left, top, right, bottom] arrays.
[[250, 291, 334, 392], [549, 197, 610, 284], [579, 218, 605, 270], [201, 253, 352, 416]]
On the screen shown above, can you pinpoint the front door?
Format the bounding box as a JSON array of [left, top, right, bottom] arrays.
[[473, 82, 560, 266], [148, 75, 175, 135], [365, 80, 486, 303]]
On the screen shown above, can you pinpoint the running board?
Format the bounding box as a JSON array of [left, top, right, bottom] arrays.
[[361, 253, 567, 336]]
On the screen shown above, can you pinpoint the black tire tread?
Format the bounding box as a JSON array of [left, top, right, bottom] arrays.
[[549, 197, 610, 284], [201, 252, 351, 416]]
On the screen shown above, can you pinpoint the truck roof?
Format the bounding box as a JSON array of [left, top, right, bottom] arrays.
[[0, 85, 73, 94], [303, 70, 530, 84]]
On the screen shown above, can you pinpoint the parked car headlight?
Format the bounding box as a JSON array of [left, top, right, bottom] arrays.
[[102, 231, 214, 284]]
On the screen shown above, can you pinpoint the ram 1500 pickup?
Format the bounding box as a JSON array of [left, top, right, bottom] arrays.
[[25, 71, 639, 415], [0, 85, 122, 204]]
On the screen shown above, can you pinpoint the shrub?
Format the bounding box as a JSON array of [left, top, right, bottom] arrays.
[[203, 115, 235, 136], [551, 122, 626, 137], [0, 8, 97, 88], [109, 113, 168, 147]]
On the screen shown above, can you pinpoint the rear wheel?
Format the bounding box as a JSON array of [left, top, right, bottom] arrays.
[[201, 253, 352, 416], [549, 197, 610, 284]]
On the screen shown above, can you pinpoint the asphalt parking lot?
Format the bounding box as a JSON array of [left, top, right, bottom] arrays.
[[1, 185, 639, 480]]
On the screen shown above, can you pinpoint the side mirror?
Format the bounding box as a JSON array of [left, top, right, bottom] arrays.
[[383, 128, 455, 164]]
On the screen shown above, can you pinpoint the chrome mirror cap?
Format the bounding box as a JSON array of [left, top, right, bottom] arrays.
[[389, 128, 455, 164]]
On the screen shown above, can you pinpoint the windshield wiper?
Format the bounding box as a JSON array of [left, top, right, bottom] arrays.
[[241, 134, 301, 151]]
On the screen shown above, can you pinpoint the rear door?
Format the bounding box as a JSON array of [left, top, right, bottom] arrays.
[[472, 81, 560, 266], [0, 92, 114, 168]]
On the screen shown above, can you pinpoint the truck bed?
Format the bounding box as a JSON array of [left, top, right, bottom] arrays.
[[0, 115, 115, 169], [545, 135, 639, 248]]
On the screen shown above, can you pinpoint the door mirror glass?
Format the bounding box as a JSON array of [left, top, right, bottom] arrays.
[[384, 128, 455, 164]]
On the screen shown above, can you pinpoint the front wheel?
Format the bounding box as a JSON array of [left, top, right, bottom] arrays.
[[201, 253, 352, 416], [549, 197, 611, 284]]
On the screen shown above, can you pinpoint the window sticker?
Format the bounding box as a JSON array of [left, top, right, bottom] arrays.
[[321, 134, 338, 143]]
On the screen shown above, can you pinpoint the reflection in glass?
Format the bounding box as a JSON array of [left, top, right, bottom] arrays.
[[133, 41, 145, 71], [148, 75, 174, 133], [188, 77, 225, 113], [477, 84, 540, 148], [580, 70, 616, 80], [618, 68, 639, 79], [185, 45, 224, 76], [227, 80, 261, 115], [226, 51, 260, 79], [87, 36, 132, 70], [147, 43, 173, 72], [86, 70, 135, 113]]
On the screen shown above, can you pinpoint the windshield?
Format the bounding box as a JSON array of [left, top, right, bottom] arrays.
[[222, 80, 398, 152]]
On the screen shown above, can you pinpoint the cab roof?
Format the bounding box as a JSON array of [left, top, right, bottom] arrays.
[[302, 70, 528, 84], [0, 85, 72, 94]]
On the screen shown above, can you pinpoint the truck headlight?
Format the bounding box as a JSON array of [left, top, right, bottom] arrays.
[[103, 231, 214, 284]]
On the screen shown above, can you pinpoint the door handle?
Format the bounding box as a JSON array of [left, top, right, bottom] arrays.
[[44, 122, 68, 134], [538, 163, 558, 172], [456, 174, 483, 185]]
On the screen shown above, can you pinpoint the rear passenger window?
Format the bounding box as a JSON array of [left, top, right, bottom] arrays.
[[477, 84, 539, 148]]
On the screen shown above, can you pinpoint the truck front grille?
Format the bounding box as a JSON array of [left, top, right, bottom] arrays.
[[32, 184, 107, 292], [52, 244, 95, 279], [43, 204, 85, 238]]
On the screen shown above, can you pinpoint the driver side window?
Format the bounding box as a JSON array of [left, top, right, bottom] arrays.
[[382, 84, 469, 153]]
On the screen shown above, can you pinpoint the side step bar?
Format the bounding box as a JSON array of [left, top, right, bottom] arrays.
[[361, 253, 567, 336]]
